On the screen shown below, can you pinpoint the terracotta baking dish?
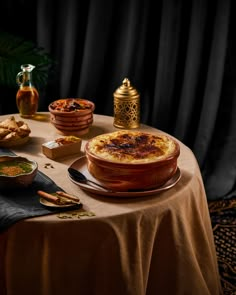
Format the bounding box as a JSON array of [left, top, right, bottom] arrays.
[[84, 130, 180, 191]]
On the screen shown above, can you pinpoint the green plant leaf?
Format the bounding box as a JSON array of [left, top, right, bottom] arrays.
[[0, 32, 56, 88]]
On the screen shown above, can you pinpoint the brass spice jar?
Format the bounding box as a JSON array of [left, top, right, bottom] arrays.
[[113, 78, 140, 129]]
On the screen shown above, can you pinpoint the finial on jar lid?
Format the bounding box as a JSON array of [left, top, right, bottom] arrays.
[[122, 78, 130, 87]]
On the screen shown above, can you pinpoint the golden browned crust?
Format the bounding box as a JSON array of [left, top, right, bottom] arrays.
[[87, 130, 177, 163]]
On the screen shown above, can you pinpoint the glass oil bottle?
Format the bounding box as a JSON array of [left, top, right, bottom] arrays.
[[16, 64, 39, 118]]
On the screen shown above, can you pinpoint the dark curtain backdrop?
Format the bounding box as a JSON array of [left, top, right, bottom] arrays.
[[0, 0, 235, 201]]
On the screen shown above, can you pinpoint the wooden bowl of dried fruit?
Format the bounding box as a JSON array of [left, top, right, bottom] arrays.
[[48, 98, 95, 136]]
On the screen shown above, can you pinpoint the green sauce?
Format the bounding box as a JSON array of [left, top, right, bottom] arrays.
[[0, 160, 33, 176]]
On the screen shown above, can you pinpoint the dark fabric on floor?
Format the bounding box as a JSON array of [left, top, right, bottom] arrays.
[[208, 197, 236, 294]]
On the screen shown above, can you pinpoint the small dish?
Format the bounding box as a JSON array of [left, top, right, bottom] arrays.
[[0, 155, 38, 189], [0, 135, 29, 147], [40, 197, 81, 208], [68, 156, 181, 198]]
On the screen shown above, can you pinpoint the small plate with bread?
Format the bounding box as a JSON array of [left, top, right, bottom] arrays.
[[0, 116, 31, 147]]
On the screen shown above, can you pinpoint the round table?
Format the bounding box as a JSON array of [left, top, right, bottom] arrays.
[[0, 113, 222, 295]]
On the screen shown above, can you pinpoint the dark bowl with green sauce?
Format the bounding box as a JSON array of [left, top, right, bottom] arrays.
[[0, 156, 38, 189]]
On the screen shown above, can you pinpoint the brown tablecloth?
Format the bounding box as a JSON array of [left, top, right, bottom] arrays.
[[0, 113, 222, 295]]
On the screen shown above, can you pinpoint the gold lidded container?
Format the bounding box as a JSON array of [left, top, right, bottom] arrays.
[[113, 78, 140, 129]]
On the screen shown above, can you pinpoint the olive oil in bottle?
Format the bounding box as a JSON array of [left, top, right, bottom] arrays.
[[16, 64, 39, 118]]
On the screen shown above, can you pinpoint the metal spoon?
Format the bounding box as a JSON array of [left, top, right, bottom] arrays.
[[68, 167, 111, 191]]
